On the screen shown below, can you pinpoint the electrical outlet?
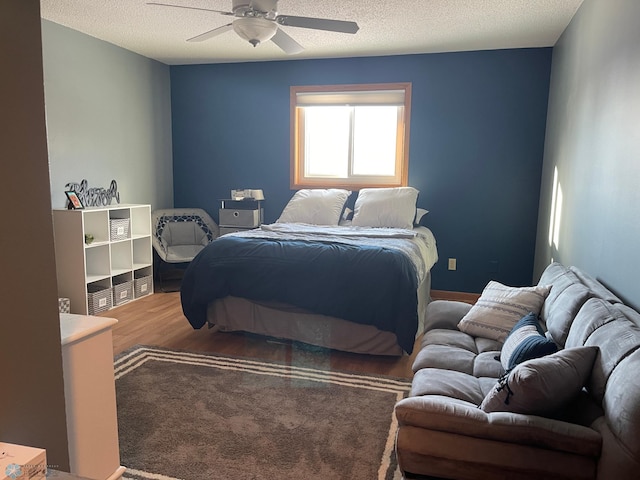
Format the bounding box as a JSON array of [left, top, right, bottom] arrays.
[[448, 258, 457, 271]]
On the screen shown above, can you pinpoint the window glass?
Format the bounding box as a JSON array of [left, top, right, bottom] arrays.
[[304, 106, 350, 178], [291, 83, 411, 189], [352, 106, 398, 177]]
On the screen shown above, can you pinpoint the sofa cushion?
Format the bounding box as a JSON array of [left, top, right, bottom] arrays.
[[595, 348, 640, 478], [580, 305, 640, 403], [395, 396, 603, 458], [473, 352, 504, 378], [544, 282, 593, 347], [457, 281, 551, 342], [410, 368, 487, 406], [423, 300, 473, 332], [500, 313, 557, 371], [538, 262, 581, 322], [569, 266, 622, 303], [412, 328, 502, 376], [412, 343, 476, 375], [538, 262, 576, 286], [480, 346, 598, 416], [565, 298, 620, 349]]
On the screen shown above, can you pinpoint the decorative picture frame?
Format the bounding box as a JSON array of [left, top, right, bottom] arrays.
[[65, 190, 84, 210]]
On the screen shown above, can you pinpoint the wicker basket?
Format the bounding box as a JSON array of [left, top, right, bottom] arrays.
[[134, 274, 153, 298], [110, 218, 130, 241], [113, 280, 133, 306], [87, 285, 113, 315]]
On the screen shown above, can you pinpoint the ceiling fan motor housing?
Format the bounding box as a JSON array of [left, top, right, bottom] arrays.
[[147, 0, 357, 54], [232, 0, 278, 19]]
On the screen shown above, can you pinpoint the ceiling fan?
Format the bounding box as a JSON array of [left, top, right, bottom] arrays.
[[147, 0, 360, 55]]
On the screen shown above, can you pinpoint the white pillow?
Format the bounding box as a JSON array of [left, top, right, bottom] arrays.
[[415, 208, 429, 225], [277, 189, 350, 226], [352, 187, 419, 229]]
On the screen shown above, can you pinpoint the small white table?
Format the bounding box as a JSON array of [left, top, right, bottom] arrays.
[[60, 314, 126, 480]]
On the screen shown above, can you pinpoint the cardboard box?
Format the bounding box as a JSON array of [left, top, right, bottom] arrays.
[[0, 443, 46, 480]]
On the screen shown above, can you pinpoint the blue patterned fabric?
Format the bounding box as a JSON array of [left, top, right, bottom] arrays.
[[155, 214, 216, 251], [500, 313, 558, 371]]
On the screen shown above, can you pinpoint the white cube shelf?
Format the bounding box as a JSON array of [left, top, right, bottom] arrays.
[[53, 204, 154, 315]]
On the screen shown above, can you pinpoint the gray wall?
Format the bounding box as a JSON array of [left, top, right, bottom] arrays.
[[0, 0, 69, 469], [42, 20, 174, 210], [534, 0, 640, 309]]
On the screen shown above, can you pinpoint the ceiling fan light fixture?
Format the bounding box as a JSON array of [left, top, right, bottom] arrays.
[[233, 17, 277, 47]]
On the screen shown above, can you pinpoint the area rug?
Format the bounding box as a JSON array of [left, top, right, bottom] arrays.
[[115, 346, 411, 480]]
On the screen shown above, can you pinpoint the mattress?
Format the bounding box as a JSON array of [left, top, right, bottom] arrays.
[[181, 223, 438, 354], [207, 270, 433, 356]]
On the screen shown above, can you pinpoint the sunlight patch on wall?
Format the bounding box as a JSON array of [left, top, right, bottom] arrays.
[[548, 166, 563, 250]]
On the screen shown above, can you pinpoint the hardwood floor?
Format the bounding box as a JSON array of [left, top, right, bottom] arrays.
[[431, 289, 480, 304], [102, 291, 424, 379]]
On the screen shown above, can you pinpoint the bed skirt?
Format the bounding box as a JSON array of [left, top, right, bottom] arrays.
[[206, 272, 432, 356]]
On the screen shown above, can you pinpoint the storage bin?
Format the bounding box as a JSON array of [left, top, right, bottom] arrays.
[[58, 297, 71, 314], [134, 274, 152, 298], [219, 208, 260, 228], [112, 279, 133, 306], [110, 218, 130, 241], [87, 285, 113, 315]]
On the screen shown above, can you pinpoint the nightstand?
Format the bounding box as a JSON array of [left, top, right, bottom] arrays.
[[219, 199, 264, 234]]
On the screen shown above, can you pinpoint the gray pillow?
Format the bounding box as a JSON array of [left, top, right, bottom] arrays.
[[480, 346, 598, 415]]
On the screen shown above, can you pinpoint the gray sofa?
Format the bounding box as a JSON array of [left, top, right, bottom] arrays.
[[395, 262, 640, 479]]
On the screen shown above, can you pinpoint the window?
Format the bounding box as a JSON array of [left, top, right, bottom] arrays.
[[291, 83, 411, 189]]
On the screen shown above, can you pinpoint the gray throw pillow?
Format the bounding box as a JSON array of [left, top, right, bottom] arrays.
[[480, 346, 598, 415]]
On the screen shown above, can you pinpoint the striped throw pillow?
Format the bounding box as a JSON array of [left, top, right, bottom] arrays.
[[457, 281, 551, 342], [500, 313, 557, 371]]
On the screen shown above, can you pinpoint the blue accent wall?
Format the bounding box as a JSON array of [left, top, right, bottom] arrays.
[[171, 48, 552, 293]]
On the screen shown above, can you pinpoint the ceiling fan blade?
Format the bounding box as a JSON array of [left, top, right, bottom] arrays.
[[187, 23, 234, 42], [146, 2, 233, 16], [275, 15, 359, 34], [271, 28, 304, 55]]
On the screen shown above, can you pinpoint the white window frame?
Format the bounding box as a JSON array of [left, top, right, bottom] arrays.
[[290, 83, 412, 189]]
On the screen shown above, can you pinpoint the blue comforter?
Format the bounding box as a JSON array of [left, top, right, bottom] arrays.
[[180, 235, 418, 353]]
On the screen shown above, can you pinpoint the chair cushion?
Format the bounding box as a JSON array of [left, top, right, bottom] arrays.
[[163, 221, 207, 247], [166, 244, 205, 263]]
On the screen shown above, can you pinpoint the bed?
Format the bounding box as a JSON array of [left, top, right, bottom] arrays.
[[180, 187, 438, 356]]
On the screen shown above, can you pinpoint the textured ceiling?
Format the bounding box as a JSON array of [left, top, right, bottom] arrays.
[[40, 0, 584, 65]]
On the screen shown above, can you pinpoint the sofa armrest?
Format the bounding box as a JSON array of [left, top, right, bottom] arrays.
[[424, 300, 473, 332], [395, 395, 601, 458]]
